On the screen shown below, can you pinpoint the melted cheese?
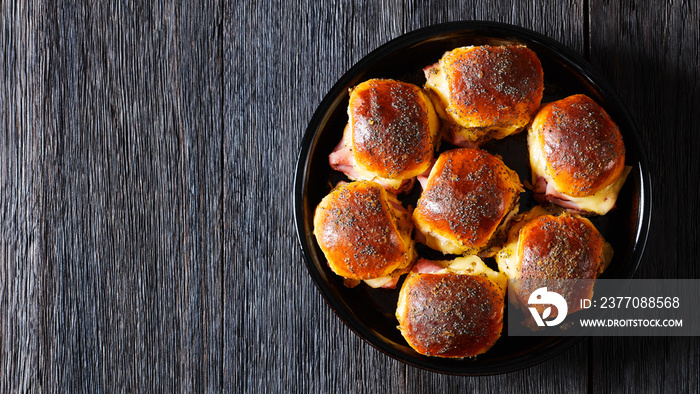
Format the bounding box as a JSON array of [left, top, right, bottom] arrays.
[[364, 276, 395, 289], [528, 130, 549, 184], [495, 237, 519, 280], [419, 226, 469, 255], [560, 167, 630, 214], [529, 131, 631, 215], [495, 206, 549, 280], [424, 64, 451, 118], [417, 199, 519, 257], [396, 255, 506, 320]]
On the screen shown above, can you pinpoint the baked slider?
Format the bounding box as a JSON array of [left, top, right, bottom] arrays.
[[496, 206, 613, 316], [528, 94, 630, 215], [313, 181, 416, 288], [396, 256, 507, 358], [424, 45, 544, 147], [329, 78, 440, 193], [413, 148, 523, 256]]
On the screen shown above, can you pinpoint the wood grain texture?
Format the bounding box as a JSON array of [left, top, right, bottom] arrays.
[[1, 2, 44, 390], [588, 1, 700, 393], [404, 0, 587, 55], [224, 1, 408, 392], [2, 0, 699, 392], [3, 1, 223, 391], [589, 0, 700, 281]]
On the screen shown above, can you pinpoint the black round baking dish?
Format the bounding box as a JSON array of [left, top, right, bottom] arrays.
[[294, 21, 651, 375]]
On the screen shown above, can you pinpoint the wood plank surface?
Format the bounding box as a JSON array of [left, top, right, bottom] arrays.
[[1, 2, 44, 390], [224, 2, 410, 392], [3, 1, 223, 391], [588, 1, 700, 393], [1, 0, 699, 392]]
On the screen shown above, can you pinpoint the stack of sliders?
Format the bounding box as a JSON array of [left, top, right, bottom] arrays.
[[312, 44, 629, 358]]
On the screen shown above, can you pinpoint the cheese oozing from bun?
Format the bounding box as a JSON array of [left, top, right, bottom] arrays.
[[496, 206, 613, 316], [413, 148, 523, 256], [329, 79, 440, 193], [528, 94, 629, 215], [396, 256, 506, 358], [424, 45, 543, 147], [313, 181, 416, 288]]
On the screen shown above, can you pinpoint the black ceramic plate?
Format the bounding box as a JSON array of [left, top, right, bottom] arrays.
[[294, 21, 651, 375]]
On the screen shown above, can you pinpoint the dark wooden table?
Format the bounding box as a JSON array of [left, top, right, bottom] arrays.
[[2, 1, 698, 392]]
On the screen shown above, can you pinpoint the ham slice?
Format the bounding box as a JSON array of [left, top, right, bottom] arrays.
[[416, 160, 435, 190], [328, 136, 415, 193], [413, 258, 444, 274], [387, 198, 408, 216], [444, 126, 479, 148], [380, 277, 400, 289], [413, 228, 427, 245], [423, 63, 438, 78], [329, 137, 362, 180], [532, 176, 586, 213], [532, 175, 548, 194]]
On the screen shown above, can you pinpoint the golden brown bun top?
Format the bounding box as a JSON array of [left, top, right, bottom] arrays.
[[441, 45, 543, 127], [313, 181, 409, 280], [414, 148, 521, 249], [517, 213, 606, 280], [530, 94, 626, 196], [398, 272, 503, 358], [349, 79, 438, 178]]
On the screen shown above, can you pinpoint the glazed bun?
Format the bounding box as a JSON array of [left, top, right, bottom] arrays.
[[496, 206, 612, 313], [329, 78, 440, 193], [424, 45, 544, 147], [313, 181, 416, 288], [528, 94, 630, 215], [413, 148, 523, 256], [396, 256, 506, 358]]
